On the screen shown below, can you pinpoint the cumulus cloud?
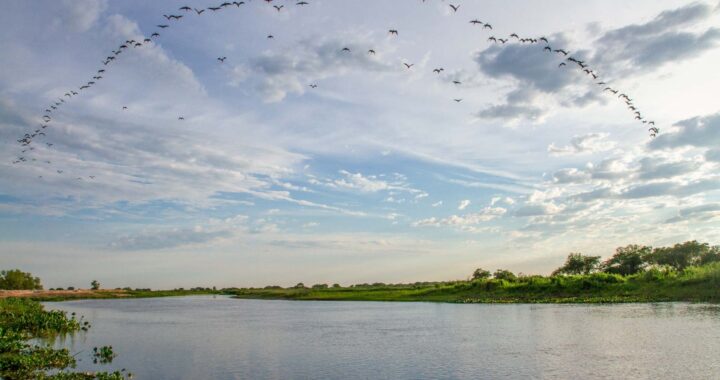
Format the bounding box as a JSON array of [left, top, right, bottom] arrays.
[[665, 203, 720, 223], [57, 0, 107, 32], [548, 133, 616, 156], [593, 2, 720, 74], [231, 35, 398, 101], [649, 112, 720, 150]]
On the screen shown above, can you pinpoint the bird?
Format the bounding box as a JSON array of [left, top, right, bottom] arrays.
[[180, 6, 192, 11], [470, 19, 482, 25], [157, 24, 169, 28], [544, 46, 552, 52], [433, 68, 444, 74], [267, 35, 274, 39], [217, 57, 227, 63], [403, 63, 414, 69], [453, 99, 462, 102], [449, 4, 460, 12], [368, 49, 376, 55], [122, 106, 128, 110], [540, 37, 549, 43], [483, 23, 492, 29], [296, 1, 309, 5], [233, 1, 245, 6], [554, 49, 569, 55], [388, 29, 398, 36], [194, 8, 205, 14], [341, 47, 350, 52], [488, 36, 497, 43], [452, 80, 461, 85], [309, 84, 317, 88], [558, 62, 566, 67], [208, 6, 222, 11], [178, 116, 185, 120], [273, 5, 284, 11]]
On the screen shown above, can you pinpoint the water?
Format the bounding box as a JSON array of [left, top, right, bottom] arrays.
[[44, 296, 720, 379]]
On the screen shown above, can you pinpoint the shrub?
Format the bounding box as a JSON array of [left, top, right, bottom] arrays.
[[493, 269, 517, 282], [0, 269, 42, 290]]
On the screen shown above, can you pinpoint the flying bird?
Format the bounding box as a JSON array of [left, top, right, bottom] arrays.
[[157, 24, 169, 28], [449, 4, 460, 12], [180, 6, 192, 11], [341, 47, 350, 52], [453, 98, 462, 102], [433, 68, 444, 74], [273, 5, 284, 11], [194, 8, 205, 14], [403, 63, 414, 69], [217, 57, 227, 63], [309, 84, 317, 88], [368, 49, 376, 55], [389, 29, 398, 36]]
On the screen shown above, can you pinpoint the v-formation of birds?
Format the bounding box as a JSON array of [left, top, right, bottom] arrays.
[[15, 0, 659, 181]]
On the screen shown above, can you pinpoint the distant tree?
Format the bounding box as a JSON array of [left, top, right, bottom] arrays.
[[602, 244, 651, 275], [649, 241, 711, 270], [0, 269, 42, 290], [699, 245, 720, 265], [332, 283, 341, 288], [493, 269, 517, 282], [90, 280, 100, 290], [553, 253, 601, 276], [293, 282, 306, 289], [472, 268, 492, 280], [312, 284, 328, 289]]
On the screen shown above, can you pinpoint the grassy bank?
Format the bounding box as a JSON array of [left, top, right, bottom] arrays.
[[231, 262, 720, 304]]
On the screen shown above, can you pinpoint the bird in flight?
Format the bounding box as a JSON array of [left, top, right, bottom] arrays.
[[178, 116, 185, 120], [368, 49, 376, 55], [389, 29, 398, 36], [267, 34, 274, 39], [157, 24, 169, 28], [309, 84, 317, 88], [403, 63, 414, 69], [449, 4, 460, 12], [179, 6, 192, 11], [273, 5, 284, 11], [217, 57, 227, 63], [433, 68, 444, 74], [122, 106, 128, 110], [470, 19, 482, 25], [194, 8, 205, 14], [341, 47, 351, 52], [453, 99, 462, 102], [452, 80, 461, 85]]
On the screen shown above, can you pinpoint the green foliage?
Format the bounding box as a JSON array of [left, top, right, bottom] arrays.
[[492, 269, 517, 282], [311, 284, 328, 289], [90, 280, 100, 290], [0, 269, 43, 290], [92, 346, 116, 365], [0, 298, 130, 379], [471, 268, 491, 280], [602, 244, 651, 275], [649, 240, 713, 270], [553, 253, 601, 275]]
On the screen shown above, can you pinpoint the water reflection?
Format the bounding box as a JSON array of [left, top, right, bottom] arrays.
[[44, 297, 720, 379]]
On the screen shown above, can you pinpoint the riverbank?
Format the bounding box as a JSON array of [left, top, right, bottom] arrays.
[[0, 288, 220, 302], [232, 263, 720, 304]]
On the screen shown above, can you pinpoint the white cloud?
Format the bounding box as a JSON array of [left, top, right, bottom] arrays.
[[458, 199, 471, 210], [548, 133, 616, 156]]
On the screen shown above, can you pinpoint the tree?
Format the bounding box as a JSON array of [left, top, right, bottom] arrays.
[[0, 269, 42, 290], [493, 269, 517, 282], [472, 268, 491, 280], [91, 280, 100, 290], [699, 245, 720, 265], [649, 241, 711, 270], [553, 253, 601, 276], [602, 244, 651, 275], [293, 282, 306, 289]]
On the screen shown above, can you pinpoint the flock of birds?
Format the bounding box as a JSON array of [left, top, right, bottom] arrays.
[[13, 0, 659, 181]]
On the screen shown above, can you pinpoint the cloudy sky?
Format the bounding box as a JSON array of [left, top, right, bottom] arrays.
[[1, 0, 719, 288]]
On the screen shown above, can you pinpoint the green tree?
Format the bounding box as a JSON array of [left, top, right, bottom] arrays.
[[649, 240, 711, 270], [312, 283, 328, 289], [699, 245, 720, 265], [493, 269, 517, 282], [91, 280, 100, 290], [0, 269, 43, 290], [602, 244, 651, 275], [472, 268, 492, 280], [293, 282, 306, 289], [552, 253, 601, 275]]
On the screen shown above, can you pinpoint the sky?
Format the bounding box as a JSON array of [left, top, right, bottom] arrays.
[[1, 0, 720, 289]]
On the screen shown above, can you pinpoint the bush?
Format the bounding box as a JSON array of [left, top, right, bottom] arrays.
[[553, 253, 600, 275]]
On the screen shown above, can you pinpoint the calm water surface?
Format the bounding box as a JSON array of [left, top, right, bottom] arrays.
[[44, 296, 720, 379]]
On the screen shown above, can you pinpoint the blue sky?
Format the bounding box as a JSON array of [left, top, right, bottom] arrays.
[[1, 0, 720, 288]]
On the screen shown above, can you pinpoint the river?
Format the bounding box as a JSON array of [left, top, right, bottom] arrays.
[[44, 296, 720, 379]]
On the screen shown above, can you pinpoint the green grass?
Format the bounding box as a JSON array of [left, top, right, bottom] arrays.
[[232, 263, 720, 304]]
